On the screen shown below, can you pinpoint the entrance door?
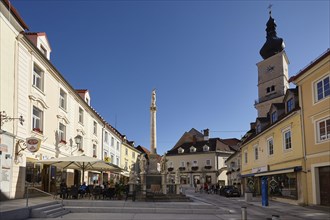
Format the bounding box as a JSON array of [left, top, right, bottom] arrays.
[[319, 166, 330, 206]]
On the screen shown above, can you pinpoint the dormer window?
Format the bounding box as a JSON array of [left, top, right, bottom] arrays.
[[203, 145, 209, 152], [256, 123, 261, 133], [40, 45, 47, 57], [287, 98, 294, 112], [271, 111, 277, 123], [190, 146, 196, 152], [178, 147, 184, 154]]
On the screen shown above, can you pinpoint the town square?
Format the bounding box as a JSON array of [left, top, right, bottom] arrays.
[[0, 0, 329, 219]]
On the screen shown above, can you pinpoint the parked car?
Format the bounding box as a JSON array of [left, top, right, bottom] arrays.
[[219, 185, 240, 197]]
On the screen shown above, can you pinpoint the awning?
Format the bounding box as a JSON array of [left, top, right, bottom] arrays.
[[255, 166, 302, 177], [241, 166, 302, 178]]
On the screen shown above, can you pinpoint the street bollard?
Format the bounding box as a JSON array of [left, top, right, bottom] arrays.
[[272, 215, 280, 220], [241, 206, 247, 220]]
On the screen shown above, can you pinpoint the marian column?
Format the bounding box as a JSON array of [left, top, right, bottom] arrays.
[[150, 89, 157, 154], [148, 89, 158, 174]]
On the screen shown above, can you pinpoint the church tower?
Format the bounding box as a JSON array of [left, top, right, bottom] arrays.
[[255, 9, 289, 117]]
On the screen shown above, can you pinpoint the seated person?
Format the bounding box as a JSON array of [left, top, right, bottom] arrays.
[[78, 182, 87, 197]]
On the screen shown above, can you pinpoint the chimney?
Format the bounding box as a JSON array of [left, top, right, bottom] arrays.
[[250, 122, 256, 130], [203, 129, 209, 141]]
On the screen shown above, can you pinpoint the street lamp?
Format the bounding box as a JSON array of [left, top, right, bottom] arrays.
[[71, 135, 82, 154]]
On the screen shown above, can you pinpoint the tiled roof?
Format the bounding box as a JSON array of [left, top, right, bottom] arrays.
[[167, 138, 233, 156], [3, 0, 29, 30]]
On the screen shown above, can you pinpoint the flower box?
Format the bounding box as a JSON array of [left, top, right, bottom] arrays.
[[191, 166, 199, 171], [60, 140, 67, 144], [33, 127, 43, 134], [179, 167, 185, 171], [168, 167, 174, 172], [204, 165, 212, 170], [78, 148, 84, 152]]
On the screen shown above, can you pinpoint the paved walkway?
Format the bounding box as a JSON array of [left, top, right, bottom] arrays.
[[0, 188, 329, 220]]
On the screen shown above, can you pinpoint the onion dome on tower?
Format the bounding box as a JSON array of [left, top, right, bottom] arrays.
[[260, 9, 285, 60]]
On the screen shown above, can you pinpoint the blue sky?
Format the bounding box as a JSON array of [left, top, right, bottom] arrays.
[[12, 0, 329, 155]]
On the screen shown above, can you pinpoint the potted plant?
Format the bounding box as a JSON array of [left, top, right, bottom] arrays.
[[191, 166, 198, 171], [60, 139, 67, 144], [204, 165, 212, 170], [168, 167, 174, 172], [33, 127, 43, 134], [179, 167, 185, 171]]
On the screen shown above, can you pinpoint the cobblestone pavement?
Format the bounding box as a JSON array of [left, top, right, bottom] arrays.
[[1, 187, 329, 220], [184, 187, 330, 220]]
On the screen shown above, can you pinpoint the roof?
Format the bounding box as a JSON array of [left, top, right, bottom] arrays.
[[2, 0, 29, 30], [167, 138, 233, 156], [289, 48, 330, 83]]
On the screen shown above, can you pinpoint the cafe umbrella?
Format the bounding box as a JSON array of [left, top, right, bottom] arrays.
[[38, 155, 122, 182]]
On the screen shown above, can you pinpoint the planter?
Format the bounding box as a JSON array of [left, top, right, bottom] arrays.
[[204, 166, 212, 170], [33, 128, 43, 134], [78, 148, 84, 152], [191, 166, 199, 171], [60, 140, 67, 144], [168, 167, 174, 172], [179, 167, 185, 171]]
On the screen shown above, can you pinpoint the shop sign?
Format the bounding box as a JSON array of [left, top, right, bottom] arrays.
[[251, 165, 268, 174], [26, 137, 41, 153]]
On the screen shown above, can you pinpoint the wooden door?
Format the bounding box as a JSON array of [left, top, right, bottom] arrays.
[[319, 166, 330, 206]]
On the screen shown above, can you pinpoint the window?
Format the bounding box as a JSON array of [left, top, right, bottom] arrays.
[[59, 123, 66, 142], [59, 89, 67, 110], [33, 64, 44, 91], [192, 160, 198, 166], [93, 121, 97, 135], [40, 45, 47, 57], [203, 145, 209, 152], [32, 106, 43, 133], [190, 146, 196, 152], [317, 118, 330, 142], [267, 138, 274, 156], [178, 148, 184, 153], [315, 75, 330, 102], [111, 137, 114, 147], [111, 155, 114, 163], [254, 146, 259, 160], [116, 157, 119, 165], [132, 151, 135, 158], [104, 150, 108, 160], [93, 144, 97, 157], [105, 132, 109, 143], [266, 85, 275, 93], [256, 124, 261, 133], [168, 161, 173, 168], [283, 129, 292, 150], [287, 98, 294, 112], [125, 161, 128, 170], [125, 148, 128, 155], [116, 141, 119, 150], [206, 159, 211, 166], [271, 111, 277, 123], [244, 150, 248, 164], [78, 107, 84, 124], [180, 161, 185, 167]]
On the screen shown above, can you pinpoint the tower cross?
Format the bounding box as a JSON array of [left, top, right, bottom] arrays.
[[268, 4, 273, 15]]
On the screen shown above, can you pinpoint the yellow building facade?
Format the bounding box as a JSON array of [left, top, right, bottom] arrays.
[[290, 49, 330, 206], [241, 89, 307, 205]]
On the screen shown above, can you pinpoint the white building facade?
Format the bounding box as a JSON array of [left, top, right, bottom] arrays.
[[0, 0, 123, 199]]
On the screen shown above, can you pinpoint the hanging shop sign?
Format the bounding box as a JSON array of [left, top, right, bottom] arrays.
[[26, 137, 41, 153]]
